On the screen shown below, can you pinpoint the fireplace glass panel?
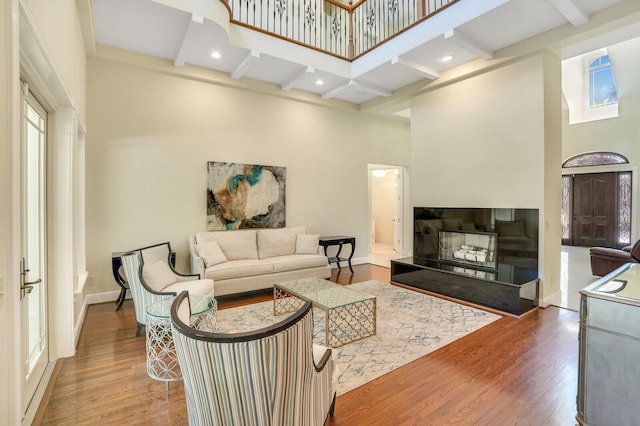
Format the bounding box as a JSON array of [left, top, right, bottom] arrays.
[[438, 230, 498, 271]]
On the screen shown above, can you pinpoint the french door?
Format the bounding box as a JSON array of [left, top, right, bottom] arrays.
[[21, 87, 48, 412]]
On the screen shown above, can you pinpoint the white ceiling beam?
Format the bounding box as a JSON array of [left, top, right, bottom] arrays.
[[548, 0, 589, 26], [321, 80, 391, 100], [391, 57, 439, 80], [351, 80, 392, 97], [173, 14, 204, 67], [231, 50, 260, 80], [281, 66, 315, 91], [321, 81, 350, 100], [444, 28, 494, 60]]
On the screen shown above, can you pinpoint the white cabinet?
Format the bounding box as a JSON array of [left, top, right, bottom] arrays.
[[578, 263, 640, 426]]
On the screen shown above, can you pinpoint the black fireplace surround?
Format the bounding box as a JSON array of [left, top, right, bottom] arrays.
[[390, 207, 540, 315]]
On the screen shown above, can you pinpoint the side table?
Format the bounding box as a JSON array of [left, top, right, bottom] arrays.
[[145, 295, 217, 391], [319, 236, 356, 273], [111, 250, 175, 311]]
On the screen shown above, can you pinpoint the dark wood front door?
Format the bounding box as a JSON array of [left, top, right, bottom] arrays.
[[572, 173, 617, 247]]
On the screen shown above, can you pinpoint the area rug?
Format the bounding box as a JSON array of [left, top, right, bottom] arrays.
[[215, 280, 501, 395]]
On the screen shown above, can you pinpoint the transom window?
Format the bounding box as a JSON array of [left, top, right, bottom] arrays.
[[562, 152, 628, 168]]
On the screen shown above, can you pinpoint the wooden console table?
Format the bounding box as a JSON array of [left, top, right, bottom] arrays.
[[319, 236, 355, 273]]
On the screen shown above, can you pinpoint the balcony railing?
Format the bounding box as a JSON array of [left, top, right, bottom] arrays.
[[226, 0, 458, 60]]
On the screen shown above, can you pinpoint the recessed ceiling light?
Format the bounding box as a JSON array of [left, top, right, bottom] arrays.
[[211, 51, 221, 59], [315, 79, 324, 85], [440, 55, 453, 62]]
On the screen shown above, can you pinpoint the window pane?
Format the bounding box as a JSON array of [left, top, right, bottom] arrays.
[[618, 172, 631, 246], [589, 55, 617, 107], [563, 152, 628, 168], [561, 176, 571, 241]]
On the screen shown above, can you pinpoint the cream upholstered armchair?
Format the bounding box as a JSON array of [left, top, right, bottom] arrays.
[[170, 291, 336, 425], [121, 242, 214, 336]]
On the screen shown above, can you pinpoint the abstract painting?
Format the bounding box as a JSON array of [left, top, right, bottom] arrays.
[[207, 162, 286, 230]]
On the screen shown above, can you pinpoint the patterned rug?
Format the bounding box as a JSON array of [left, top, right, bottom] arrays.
[[215, 280, 501, 395]]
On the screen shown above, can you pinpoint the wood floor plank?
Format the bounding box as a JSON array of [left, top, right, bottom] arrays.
[[36, 264, 579, 425]]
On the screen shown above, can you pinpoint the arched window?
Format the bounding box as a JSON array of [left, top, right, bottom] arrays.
[[588, 54, 618, 108], [562, 152, 628, 168]]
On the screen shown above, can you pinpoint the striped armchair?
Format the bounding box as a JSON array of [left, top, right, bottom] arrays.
[[121, 242, 214, 336], [170, 291, 336, 425]]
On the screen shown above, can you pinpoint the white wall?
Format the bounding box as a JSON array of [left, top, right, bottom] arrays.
[[85, 54, 411, 295], [562, 95, 640, 239], [409, 53, 562, 302], [24, 0, 87, 119]]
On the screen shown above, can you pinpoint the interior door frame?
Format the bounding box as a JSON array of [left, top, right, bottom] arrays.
[[368, 164, 405, 256], [562, 164, 637, 247]]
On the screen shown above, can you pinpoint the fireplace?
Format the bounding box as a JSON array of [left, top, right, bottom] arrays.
[[413, 207, 539, 269], [390, 207, 540, 315]]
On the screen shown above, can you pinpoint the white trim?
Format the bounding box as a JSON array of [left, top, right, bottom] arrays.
[[21, 362, 56, 426], [74, 295, 88, 347], [540, 289, 561, 308], [85, 290, 132, 306]]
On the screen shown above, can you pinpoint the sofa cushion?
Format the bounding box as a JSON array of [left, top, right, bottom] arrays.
[[496, 220, 527, 237], [295, 234, 319, 254], [142, 260, 176, 292], [163, 278, 214, 296], [257, 227, 307, 259], [443, 218, 462, 230], [461, 222, 476, 232], [205, 259, 274, 280], [267, 254, 328, 273], [196, 240, 228, 267], [416, 219, 443, 235], [197, 230, 258, 260]]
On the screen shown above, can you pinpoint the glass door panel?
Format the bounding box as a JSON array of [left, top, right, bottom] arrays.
[[21, 89, 48, 411]]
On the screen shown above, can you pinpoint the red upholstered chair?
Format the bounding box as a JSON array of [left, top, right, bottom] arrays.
[[589, 239, 640, 276]]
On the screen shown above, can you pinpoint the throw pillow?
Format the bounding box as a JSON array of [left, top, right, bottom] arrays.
[[296, 234, 320, 254], [196, 240, 228, 267], [142, 260, 177, 292]]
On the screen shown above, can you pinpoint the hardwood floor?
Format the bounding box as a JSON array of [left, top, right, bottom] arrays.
[[36, 264, 579, 425]]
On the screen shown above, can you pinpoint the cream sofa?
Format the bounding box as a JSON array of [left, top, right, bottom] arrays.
[[188, 227, 331, 296]]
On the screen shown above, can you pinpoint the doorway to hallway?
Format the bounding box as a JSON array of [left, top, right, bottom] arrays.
[[368, 164, 403, 268]]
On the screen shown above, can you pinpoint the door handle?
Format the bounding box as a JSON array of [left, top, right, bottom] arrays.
[[20, 257, 42, 297], [24, 278, 42, 286]]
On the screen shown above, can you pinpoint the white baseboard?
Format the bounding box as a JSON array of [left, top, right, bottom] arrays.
[[74, 297, 88, 348], [540, 289, 562, 308], [85, 290, 131, 305]]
